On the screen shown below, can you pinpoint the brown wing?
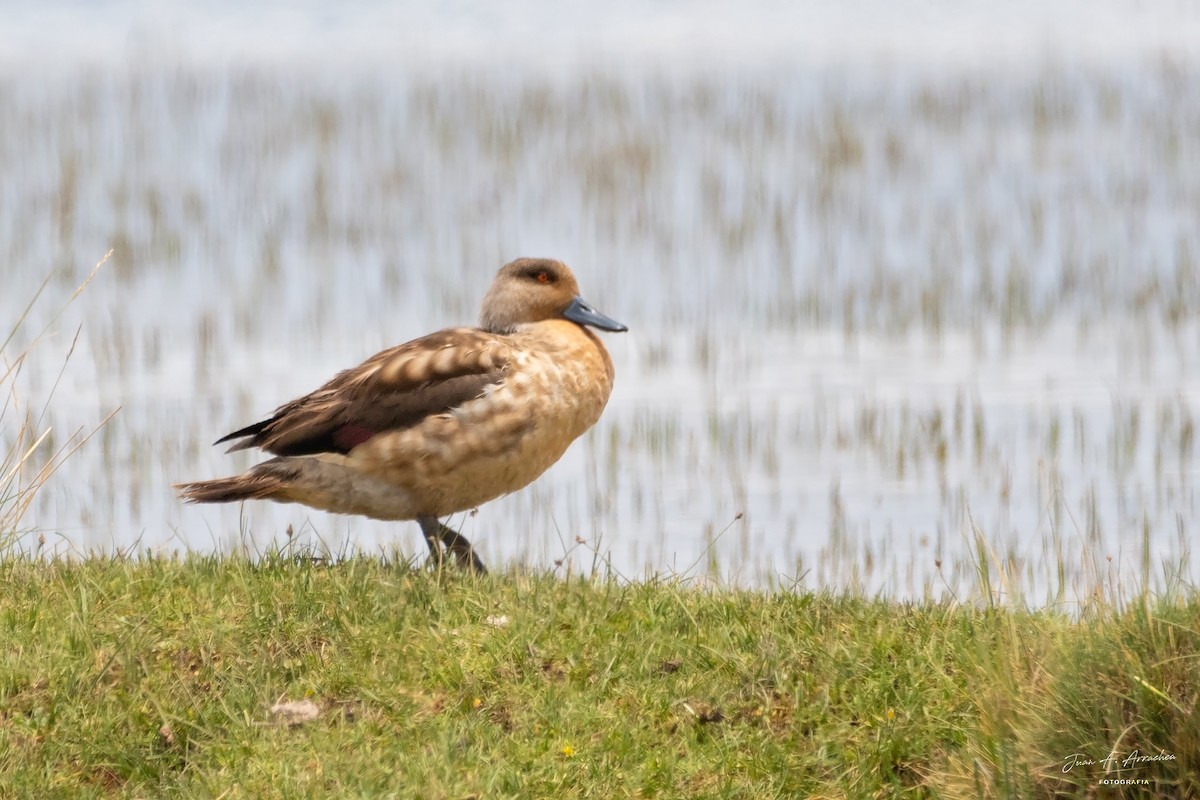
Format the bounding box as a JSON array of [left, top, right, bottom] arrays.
[[216, 328, 511, 457]]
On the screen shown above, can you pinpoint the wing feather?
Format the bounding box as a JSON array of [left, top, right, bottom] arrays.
[[217, 328, 510, 457]]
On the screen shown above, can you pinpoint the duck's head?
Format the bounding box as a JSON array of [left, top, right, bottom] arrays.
[[479, 258, 628, 335]]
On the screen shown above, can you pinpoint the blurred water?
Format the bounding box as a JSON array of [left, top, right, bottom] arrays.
[[5, 1, 1200, 70], [2, 3, 1199, 602]]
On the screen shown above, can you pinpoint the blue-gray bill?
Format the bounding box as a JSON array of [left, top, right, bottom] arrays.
[[563, 296, 628, 332]]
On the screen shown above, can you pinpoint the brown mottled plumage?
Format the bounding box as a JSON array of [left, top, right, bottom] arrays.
[[175, 258, 627, 573]]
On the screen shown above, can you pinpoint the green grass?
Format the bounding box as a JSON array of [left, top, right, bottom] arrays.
[[0, 554, 1197, 798]]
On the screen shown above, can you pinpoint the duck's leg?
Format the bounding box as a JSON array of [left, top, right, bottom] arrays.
[[416, 516, 487, 575], [416, 516, 448, 568]]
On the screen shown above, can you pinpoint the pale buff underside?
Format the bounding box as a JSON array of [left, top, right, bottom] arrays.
[[261, 319, 615, 520]]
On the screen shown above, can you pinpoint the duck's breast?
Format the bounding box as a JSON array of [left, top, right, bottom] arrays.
[[351, 320, 615, 516]]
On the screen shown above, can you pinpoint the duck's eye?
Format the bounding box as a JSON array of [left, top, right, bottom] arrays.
[[535, 270, 551, 284]]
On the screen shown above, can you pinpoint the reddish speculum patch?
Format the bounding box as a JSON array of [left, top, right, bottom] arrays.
[[333, 424, 377, 450]]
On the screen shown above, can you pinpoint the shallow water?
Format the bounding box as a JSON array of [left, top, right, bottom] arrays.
[[3, 4, 1199, 603]]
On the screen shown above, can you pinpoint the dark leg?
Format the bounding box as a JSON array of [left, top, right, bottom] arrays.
[[416, 516, 447, 567], [435, 520, 487, 575], [416, 516, 487, 575]]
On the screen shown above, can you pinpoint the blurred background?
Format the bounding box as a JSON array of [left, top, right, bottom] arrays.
[[3, 1, 1199, 602]]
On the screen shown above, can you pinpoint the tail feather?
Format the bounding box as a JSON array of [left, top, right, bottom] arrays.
[[174, 471, 286, 504]]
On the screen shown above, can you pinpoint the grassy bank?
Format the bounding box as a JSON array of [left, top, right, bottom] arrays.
[[0, 555, 1196, 798]]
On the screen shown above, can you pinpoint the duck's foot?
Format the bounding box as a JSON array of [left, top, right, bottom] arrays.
[[417, 516, 487, 575]]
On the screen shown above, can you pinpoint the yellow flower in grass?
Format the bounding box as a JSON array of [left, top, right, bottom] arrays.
[[561, 744, 575, 757]]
